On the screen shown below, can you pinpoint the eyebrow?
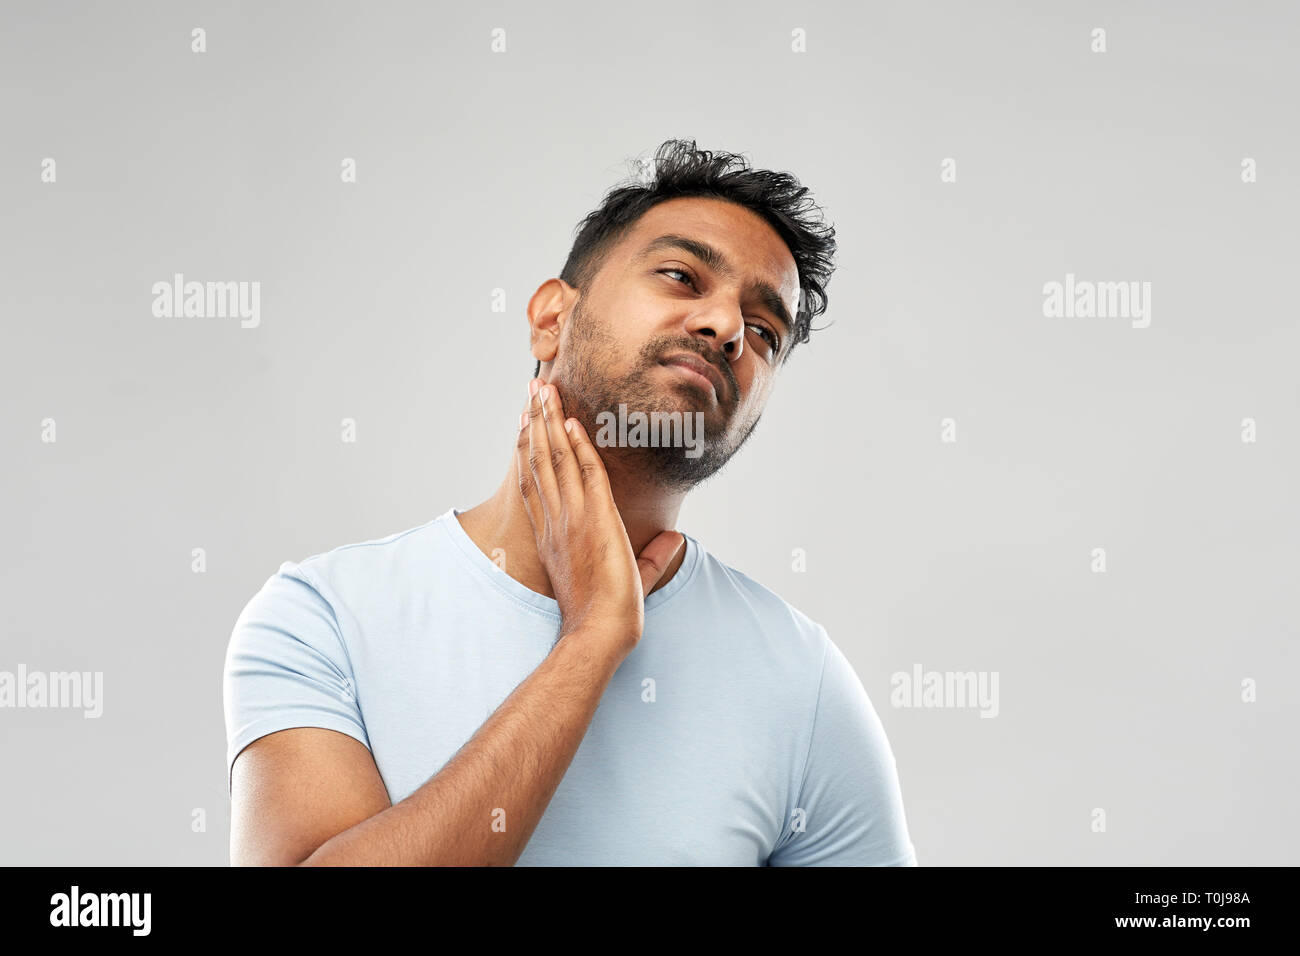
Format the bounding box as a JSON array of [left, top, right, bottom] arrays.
[[635, 234, 796, 342]]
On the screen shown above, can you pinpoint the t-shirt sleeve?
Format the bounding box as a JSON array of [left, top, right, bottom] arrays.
[[222, 561, 371, 791], [768, 634, 918, 866]]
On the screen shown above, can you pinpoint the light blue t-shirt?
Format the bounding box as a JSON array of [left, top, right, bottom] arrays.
[[223, 508, 917, 866]]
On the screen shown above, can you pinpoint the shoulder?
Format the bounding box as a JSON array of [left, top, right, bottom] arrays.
[[228, 512, 454, 655], [289, 514, 449, 594], [691, 544, 831, 652], [685, 544, 835, 705]]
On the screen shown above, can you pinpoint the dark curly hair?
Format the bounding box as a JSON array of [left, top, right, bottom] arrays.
[[534, 138, 836, 376]]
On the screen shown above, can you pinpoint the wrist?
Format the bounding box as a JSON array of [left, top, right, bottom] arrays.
[[555, 621, 636, 673]]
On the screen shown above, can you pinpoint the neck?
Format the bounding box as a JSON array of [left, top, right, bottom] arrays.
[[456, 446, 689, 601]]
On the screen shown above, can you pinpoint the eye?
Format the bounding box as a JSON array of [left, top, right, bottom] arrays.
[[658, 267, 780, 358], [747, 323, 780, 355], [658, 267, 697, 289]]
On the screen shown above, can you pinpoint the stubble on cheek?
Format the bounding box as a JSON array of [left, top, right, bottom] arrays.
[[553, 299, 756, 488]]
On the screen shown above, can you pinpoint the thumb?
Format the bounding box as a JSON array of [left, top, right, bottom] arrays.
[[636, 530, 685, 596]]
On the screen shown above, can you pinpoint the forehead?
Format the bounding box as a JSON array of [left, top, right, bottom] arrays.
[[616, 197, 799, 299]]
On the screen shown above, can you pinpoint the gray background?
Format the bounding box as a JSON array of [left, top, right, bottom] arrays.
[[2, 0, 1296, 865]]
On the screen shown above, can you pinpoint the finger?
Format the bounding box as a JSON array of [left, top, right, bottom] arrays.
[[637, 530, 685, 596], [514, 391, 545, 534], [539, 382, 584, 509], [525, 378, 562, 523], [561, 414, 616, 507]]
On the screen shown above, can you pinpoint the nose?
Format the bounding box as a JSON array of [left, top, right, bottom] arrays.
[[683, 298, 745, 364]]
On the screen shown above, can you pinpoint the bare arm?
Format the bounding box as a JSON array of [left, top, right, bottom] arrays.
[[229, 378, 683, 866], [231, 626, 623, 866]]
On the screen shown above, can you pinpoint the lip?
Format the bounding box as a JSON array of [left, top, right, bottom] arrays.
[[661, 352, 725, 399]]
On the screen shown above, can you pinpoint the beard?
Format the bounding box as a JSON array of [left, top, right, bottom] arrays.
[[554, 296, 761, 493]]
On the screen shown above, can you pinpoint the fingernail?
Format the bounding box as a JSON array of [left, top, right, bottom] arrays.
[[519, 411, 528, 430], [540, 385, 550, 406], [529, 379, 540, 398]]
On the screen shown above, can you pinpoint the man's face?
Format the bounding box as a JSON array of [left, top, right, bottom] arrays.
[[547, 197, 801, 492]]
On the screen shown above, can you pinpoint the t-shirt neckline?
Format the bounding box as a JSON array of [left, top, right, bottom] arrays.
[[438, 507, 703, 619]]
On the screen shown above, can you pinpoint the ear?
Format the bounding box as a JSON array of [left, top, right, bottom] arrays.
[[527, 278, 572, 368]]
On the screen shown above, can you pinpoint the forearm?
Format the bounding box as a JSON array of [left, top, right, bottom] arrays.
[[299, 628, 623, 866]]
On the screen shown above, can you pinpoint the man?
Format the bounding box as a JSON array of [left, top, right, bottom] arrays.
[[223, 139, 917, 866]]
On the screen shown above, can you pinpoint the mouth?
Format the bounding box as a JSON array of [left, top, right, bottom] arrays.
[[661, 353, 725, 401]]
